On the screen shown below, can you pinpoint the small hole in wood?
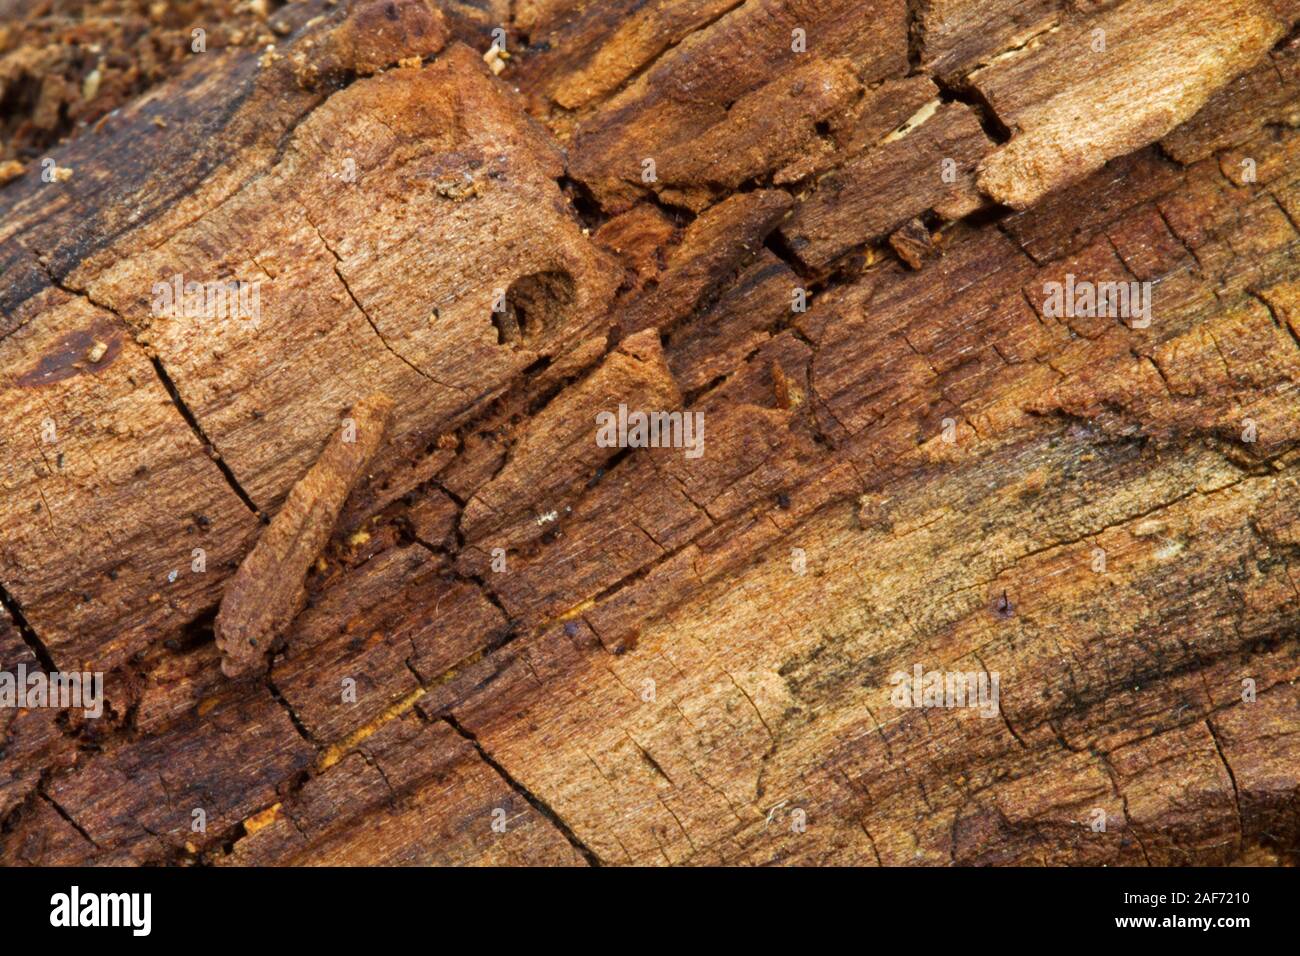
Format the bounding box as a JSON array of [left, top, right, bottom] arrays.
[[492, 270, 576, 346]]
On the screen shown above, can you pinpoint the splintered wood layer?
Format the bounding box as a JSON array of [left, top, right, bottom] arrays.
[[1, 0, 1299, 866]]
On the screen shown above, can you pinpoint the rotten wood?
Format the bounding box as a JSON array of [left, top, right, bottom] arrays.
[[1, 0, 1299, 868]]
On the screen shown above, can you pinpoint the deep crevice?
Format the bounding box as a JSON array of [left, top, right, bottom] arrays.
[[557, 175, 607, 233], [20, 245, 264, 521], [0, 583, 56, 671], [763, 228, 816, 282], [39, 791, 101, 850], [149, 356, 264, 519], [905, 0, 928, 75], [934, 76, 1012, 145], [442, 712, 602, 866], [266, 675, 319, 747]]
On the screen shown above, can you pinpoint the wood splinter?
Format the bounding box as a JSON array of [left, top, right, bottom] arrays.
[[215, 392, 395, 678]]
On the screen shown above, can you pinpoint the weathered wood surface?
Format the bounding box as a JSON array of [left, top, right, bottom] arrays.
[[1, 0, 1299, 866]]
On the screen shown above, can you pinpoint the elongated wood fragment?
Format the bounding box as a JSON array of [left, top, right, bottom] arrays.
[[779, 102, 992, 268], [215, 393, 394, 678], [972, 0, 1285, 209]]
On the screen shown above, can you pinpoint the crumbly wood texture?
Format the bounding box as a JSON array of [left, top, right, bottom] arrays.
[[1, 0, 1299, 866]]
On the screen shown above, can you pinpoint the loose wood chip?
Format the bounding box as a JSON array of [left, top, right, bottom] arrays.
[[889, 217, 940, 269], [215, 392, 394, 677]]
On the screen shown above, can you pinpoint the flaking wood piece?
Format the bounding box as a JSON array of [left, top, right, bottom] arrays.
[[215, 392, 395, 678], [971, 0, 1287, 208]]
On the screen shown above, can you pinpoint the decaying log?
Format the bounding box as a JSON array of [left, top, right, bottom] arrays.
[[1, 0, 1300, 867]]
